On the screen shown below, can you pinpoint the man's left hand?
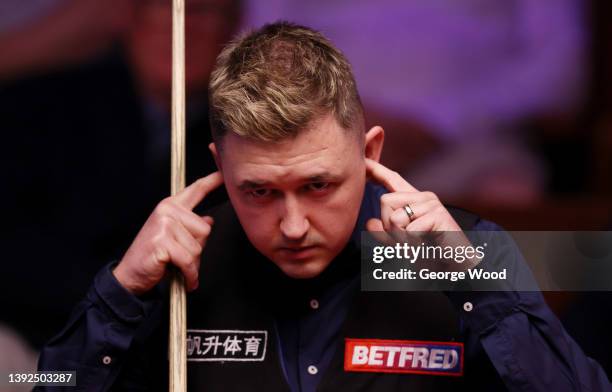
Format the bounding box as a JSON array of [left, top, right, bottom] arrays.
[[365, 158, 462, 234]]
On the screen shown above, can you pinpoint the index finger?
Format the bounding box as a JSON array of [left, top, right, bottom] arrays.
[[174, 171, 224, 210], [365, 158, 418, 193]]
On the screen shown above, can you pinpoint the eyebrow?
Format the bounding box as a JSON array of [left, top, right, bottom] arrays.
[[237, 172, 339, 191], [238, 180, 269, 191]]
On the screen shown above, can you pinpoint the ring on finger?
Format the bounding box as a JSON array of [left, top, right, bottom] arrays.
[[403, 204, 415, 222]]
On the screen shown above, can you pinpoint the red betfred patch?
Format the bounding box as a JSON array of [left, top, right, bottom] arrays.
[[344, 338, 464, 376]]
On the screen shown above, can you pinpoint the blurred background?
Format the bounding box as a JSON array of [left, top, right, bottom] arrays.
[[1, 0, 610, 388]]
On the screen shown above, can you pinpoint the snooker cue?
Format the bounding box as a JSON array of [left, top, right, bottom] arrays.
[[170, 0, 187, 390]]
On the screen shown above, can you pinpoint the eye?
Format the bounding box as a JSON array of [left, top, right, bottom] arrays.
[[248, 188, 272, 198], [306, 182, 330, 192]]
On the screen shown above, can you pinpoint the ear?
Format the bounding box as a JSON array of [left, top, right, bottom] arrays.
[[209, 143, 222, 172], [364, 126, 384, 162]]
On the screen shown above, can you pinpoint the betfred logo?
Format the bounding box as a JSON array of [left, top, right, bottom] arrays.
[[344, 338, 463, 376]]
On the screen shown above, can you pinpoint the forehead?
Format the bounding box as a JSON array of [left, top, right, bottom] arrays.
[[220, 115, 361, 183]]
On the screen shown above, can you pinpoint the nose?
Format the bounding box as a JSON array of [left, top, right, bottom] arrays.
[[279, 196, 310, 241]]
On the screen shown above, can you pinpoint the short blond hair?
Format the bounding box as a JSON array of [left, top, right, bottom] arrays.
[[209, 21, 364, 143]]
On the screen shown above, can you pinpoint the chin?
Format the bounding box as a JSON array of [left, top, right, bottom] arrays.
[[275, 257, 332, 280]]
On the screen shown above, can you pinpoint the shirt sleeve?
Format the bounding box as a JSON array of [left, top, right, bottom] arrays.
[[447, 221, 611, 391], [35, 262, 166, 391]]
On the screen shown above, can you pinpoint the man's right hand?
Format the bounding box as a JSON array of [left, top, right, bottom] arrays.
[[113, 172, 224, 295]]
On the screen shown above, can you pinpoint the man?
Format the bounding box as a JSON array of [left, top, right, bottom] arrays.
[[38, 22, 610, 391]]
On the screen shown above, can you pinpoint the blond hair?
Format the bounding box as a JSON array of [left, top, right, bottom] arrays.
[[209, 21, 364, 143]]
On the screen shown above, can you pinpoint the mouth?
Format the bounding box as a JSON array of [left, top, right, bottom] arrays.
[[278, 245, 319, 259]]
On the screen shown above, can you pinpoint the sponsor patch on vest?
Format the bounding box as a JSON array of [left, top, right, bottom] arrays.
[[186, 329, 267, 362], [344, 338, 463, 376]]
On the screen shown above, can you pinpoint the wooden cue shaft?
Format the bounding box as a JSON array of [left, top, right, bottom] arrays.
[[170, 0, 187, 391]]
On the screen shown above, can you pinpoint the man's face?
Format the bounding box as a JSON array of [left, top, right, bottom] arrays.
[[217, 114, 367, 279]]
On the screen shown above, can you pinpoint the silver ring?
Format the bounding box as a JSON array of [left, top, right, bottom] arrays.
[[403, 204, 415, 221]]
